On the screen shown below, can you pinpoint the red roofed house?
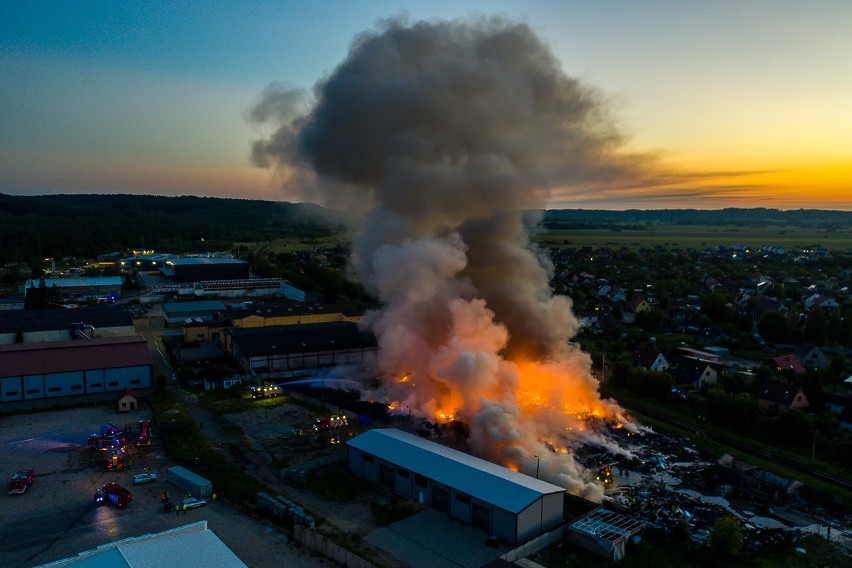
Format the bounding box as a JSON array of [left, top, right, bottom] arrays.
[[0, 336, 153, 408], [117, 388, 139, 412], [772, 355, 807, 375]]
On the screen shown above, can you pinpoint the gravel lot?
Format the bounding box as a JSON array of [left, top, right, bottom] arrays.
[[0, 405, 330, 568]]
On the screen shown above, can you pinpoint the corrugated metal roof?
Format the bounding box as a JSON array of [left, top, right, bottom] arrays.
[[0, 336, 151, 378], [228, 322, 375, 356], [0, 305, 134, 334], [37, 520, 246, 568], [25, 276, 123, 288], [347, 429, 564, 514], [167, 257, 247, 266], [161, 301, 226, 317]]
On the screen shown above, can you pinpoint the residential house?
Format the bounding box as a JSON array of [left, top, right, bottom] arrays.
[[606, 287, 627, 303], [772, 355, 807, 375], [627, 293, 651, 314], [804, 293, 839, 311], [203, 375, 243, 391], [795, 344, 829, 371], [756, 379, 809, 412], [634, 346, 669, 372], [671, 356, 723, 389]]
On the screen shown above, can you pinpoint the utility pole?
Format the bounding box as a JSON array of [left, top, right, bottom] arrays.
[[812, 427, 817, 465], [534, 455, 540, 479]]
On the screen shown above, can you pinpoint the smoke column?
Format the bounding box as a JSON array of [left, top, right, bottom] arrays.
[[252, 16, 641, 500]]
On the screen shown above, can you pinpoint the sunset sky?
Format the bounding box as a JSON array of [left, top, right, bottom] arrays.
[[2, 1, 850, 210]]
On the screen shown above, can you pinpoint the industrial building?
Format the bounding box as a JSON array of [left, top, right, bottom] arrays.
[[161, 257, 249, 283], [23, 275, 123, 301], [346, 428, 566, 545], [175, 301, 359, 343], [161, 300, 227, 327], [0, 336, 153, 405], [0, 305, 135, 345], [40, 520, 246, 568], [118, 252, 177, 272], [224, 321, 376, 374], [229, 301, 362, 328]]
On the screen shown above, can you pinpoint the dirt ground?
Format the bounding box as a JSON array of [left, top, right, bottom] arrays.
[[178, 391, 410, 567]]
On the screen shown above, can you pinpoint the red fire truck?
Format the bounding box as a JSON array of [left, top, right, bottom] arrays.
[[95, 482, 132, 508]]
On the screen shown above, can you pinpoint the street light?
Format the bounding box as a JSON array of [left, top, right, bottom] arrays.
[[534, 455, 540, 479]]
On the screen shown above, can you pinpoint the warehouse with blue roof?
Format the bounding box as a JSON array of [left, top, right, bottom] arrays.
[[346, 428, 565, 544]]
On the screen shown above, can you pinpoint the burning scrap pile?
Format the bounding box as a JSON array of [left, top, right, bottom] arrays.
[[251, 16, 656, 500]]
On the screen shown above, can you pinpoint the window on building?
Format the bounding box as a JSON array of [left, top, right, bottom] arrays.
[[414, 474, 428, 487], [108, 381, 118, 387], [397, 468, 410, 478], [91, 383, 102, 388], [455, 493, 471, 505], [71, 385, 82, 390], [48, 387, 60, 392], [5, 391, 19, 397], [26, 389, 40, 394], [363, 454, 374, 464], [130, 379, 141, 385]]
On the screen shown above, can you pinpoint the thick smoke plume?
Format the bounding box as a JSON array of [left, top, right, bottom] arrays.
[[252, 16, 640, 500]]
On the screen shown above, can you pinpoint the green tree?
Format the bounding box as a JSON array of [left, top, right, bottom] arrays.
[[758, 310, 788, 343], [635, 309, 666, 332], [772, 408, 811, 445], [804, 307, 827, 345], [709, 516, 743, 558], [701, 293, 729, 325]]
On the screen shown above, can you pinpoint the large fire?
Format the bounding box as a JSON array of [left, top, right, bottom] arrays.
[[250, 17, 648, 501]]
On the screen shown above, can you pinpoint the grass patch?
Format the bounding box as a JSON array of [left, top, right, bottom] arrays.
[[151, 390, 268, 504], [537, 224, 852, 253], [302, 469, 377, 502], [205, 390, 290, 416]]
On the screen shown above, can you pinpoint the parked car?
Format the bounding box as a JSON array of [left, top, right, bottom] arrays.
[[181, 497, 207, 509], [8, 469, 35, 495], [132, 472, 158, 485]]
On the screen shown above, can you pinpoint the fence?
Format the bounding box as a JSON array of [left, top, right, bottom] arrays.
[[293, 525, 377, 568], [500, 525, 565, 562]]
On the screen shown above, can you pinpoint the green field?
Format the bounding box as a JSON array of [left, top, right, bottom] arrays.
[[537, 224, 852, 253]]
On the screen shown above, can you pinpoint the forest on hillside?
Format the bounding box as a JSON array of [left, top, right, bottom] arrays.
[[0, 193, 342, 268]]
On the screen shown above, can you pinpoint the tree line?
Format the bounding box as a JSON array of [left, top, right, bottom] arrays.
[[0, 193, 341, 270]]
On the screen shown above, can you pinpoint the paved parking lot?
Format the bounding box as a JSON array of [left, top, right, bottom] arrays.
[[0, 406, 329, 567]]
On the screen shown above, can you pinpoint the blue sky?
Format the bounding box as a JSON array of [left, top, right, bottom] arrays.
[[2, 1, 851, 209]]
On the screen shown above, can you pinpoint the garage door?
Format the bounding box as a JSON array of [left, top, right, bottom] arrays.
[[432, 486, 449, 513], [379, 464, 394, 489], [472, 504, 491, 532]]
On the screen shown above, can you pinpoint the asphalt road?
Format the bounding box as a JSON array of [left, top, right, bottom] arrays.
[[0, 406, 328, 567]]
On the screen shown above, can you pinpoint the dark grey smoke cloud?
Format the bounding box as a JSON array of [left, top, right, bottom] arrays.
[[251, 16, 641, 498], [251, 15, 647, 356]]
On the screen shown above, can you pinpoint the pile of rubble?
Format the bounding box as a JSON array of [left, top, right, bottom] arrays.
[[574, 428, 852, 553]]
